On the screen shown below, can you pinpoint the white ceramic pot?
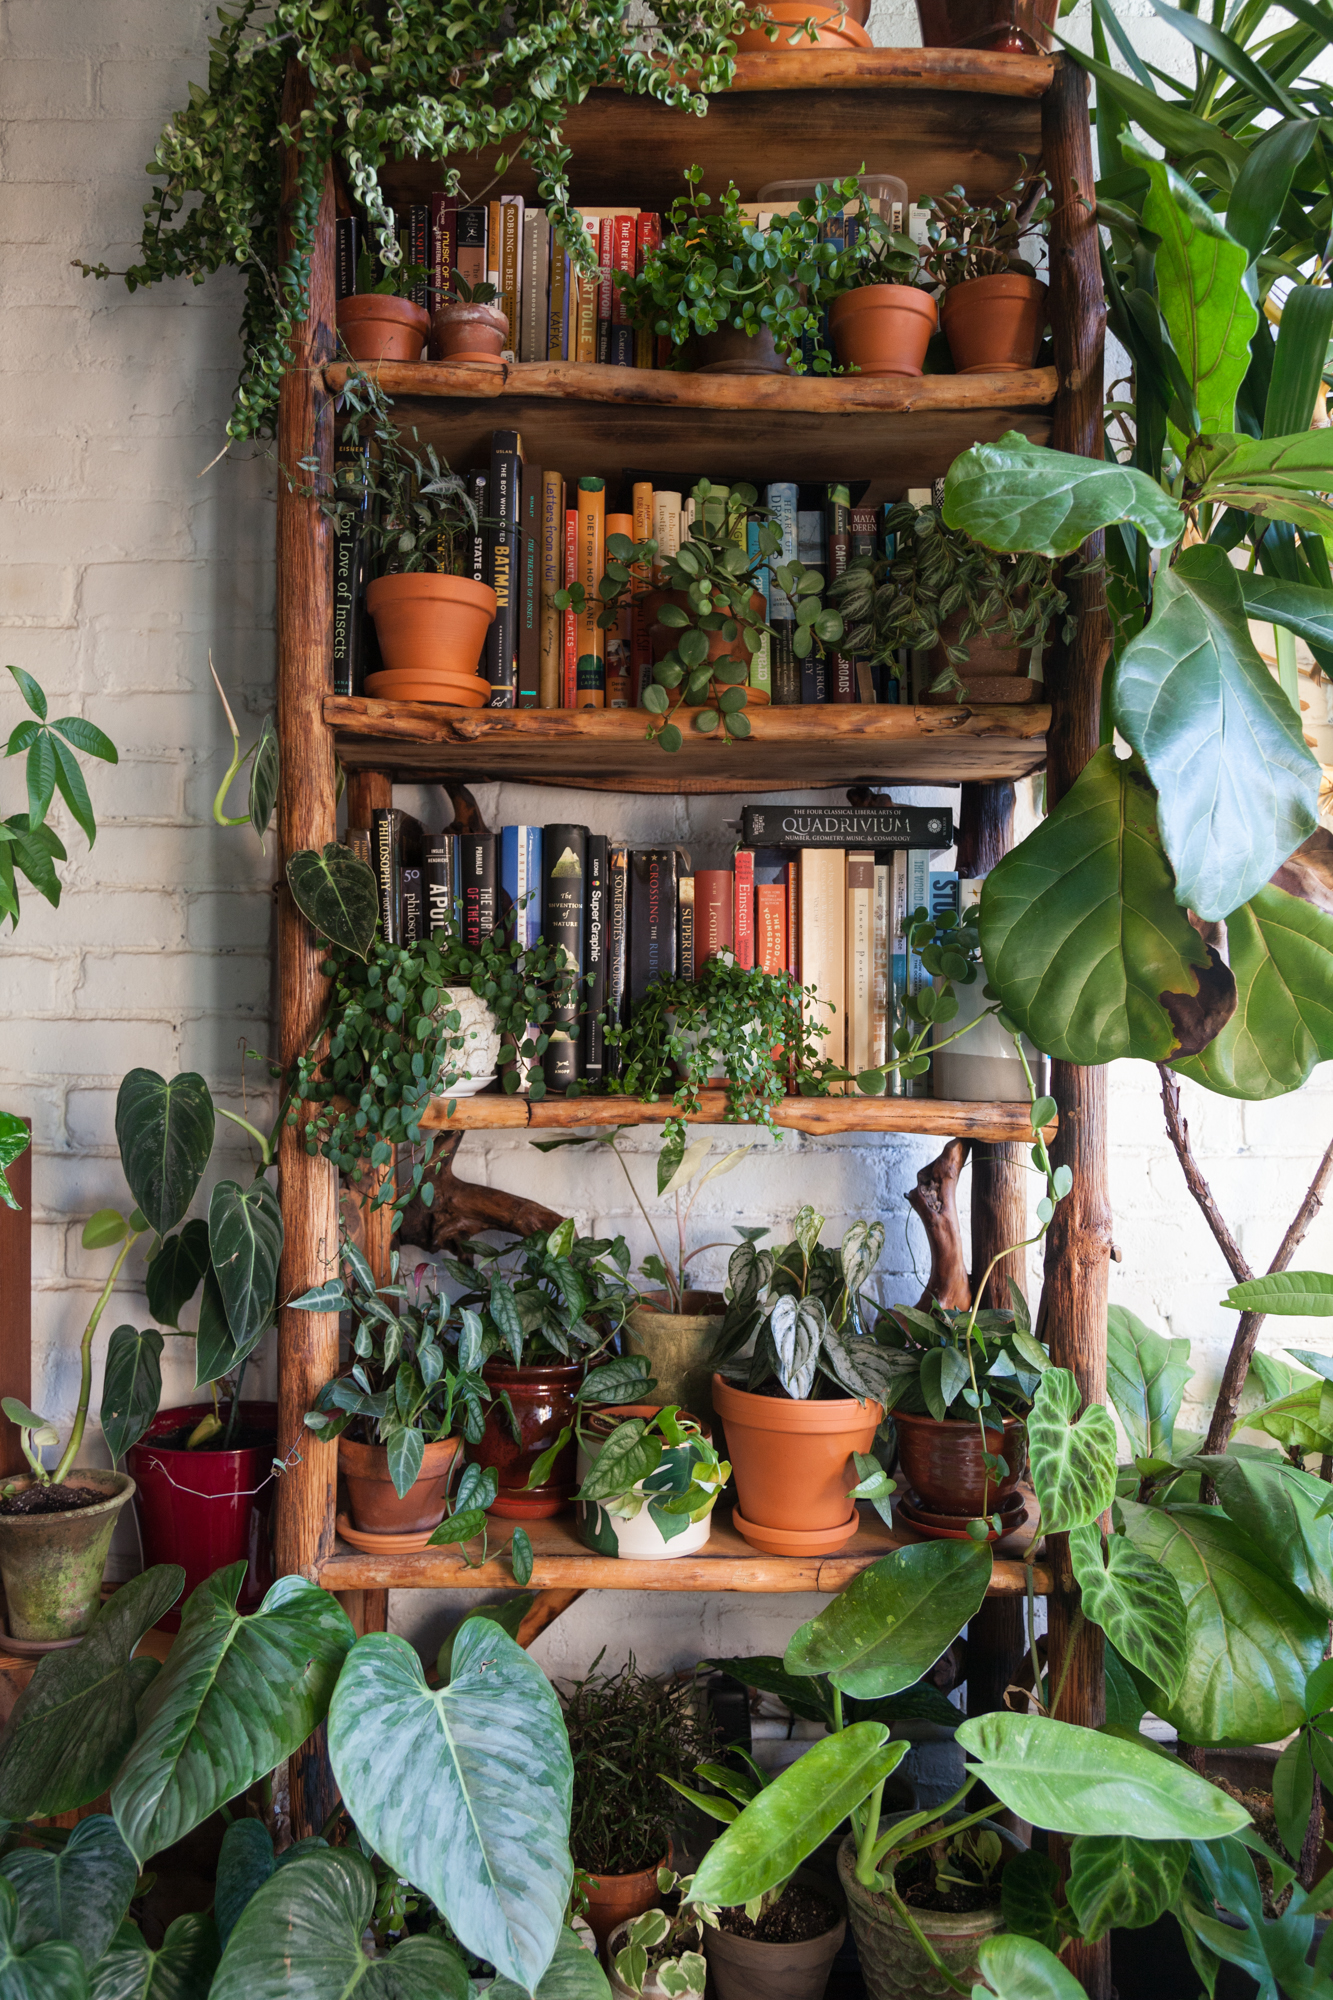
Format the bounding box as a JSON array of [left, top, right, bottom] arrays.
[[431, 984, 501, 1093], [575, 1407, 718, 1560]]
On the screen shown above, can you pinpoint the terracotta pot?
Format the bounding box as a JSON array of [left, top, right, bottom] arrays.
[[337, 293, 429, 364], [429, 300, 509, 364], [624, 1293, 726, 1426], [475, 1359, 584, 1518], [704, 1868, 846, 2000], [830, 285, 938, 377], [893, 1408, 1026, 1517], [916, 0, 1058, 51], [128, 1401, 277, 1631], [691, 326, 791, 375], [941, 273, 1047, 374], [588, 1865, 665, 1959], [365, 571, 497, 680], [735, 2, 874, 49], [338, 1432, 463, 1535], [0, 1469, 135, 1641], [713, 1372, 881, 1555], [838, 1818, 1016, 2000]]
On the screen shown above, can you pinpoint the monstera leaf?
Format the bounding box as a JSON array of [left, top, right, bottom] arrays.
[[783, 1541, 991, 1698], [112, 1567, 354, 1865], [114, 1070, 214, 1237], [0, 1565, 184, 1820], [1069, 1525, 1188, 1698], [942, 433, 1183, 558], [979, 749, 1226, 1066], [327, 1624, 573, 1995], [286, 844, 379, 958], [1105, 1306, 1191, 1466], [1027, 1368, 1117, 1534], [90, 1916, 220, 2000], [955, 1713, 1249, 1838], [1172, 882, 1333, 1098], [1, 1816, 137, 1970], [0, 1878, 87, 2000]]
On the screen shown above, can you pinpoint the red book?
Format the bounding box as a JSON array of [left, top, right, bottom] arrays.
[[695, 870, 734, 964], [786, 862, 799, 980], [757, 883, 787, 975], [635, 214, 661, 369], [733, 849, 755, 970], [597, 216, 615, 364], [563, 507, 579, 708], [610, 214, 637, 366]]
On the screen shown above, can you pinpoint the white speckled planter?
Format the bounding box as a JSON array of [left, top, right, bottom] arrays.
[[432, 985, 501, 1092]]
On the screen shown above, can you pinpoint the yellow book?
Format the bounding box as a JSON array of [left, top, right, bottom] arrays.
[[499, 195, 523, 356], [539, 469, 563, 708], [576, 476, 605, 708]]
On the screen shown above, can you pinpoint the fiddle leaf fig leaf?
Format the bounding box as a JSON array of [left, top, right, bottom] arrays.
[[942, 431, 1183, 558], [784, 1540, 992, 1698], [100, 1325, 163, 1463], [1065, 1835, 1189, 1945], [1190, 428, 1333, 533], [1027, 1368, 1117, 1533], [0, 1815, 138, 1970], [1222, 1271, 1333, 1316], [90, 1914, 221, 2000], [1105, 1305, 1191, 1463], [286, 843, 379, 959], [1172, 883, 1333, 1099], [1069, 1524, 1188, 1699], [115, 1069, 215, 1237]]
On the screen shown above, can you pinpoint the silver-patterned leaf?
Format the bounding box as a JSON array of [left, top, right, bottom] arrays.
[[770, 1294, 824, 1402], [1069, 1524, 1188, 1699], [1027, 1367, 1117, 1533]]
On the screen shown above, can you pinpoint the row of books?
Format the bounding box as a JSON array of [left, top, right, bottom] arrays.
[[355, 802, 957, 1093], [333, 423, 932, 707]]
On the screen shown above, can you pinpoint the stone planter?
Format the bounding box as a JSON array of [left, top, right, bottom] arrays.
[[0, 1470, 135, 1641], [838, 1816, 1014, 2000], [432, 984, 502, 1092]]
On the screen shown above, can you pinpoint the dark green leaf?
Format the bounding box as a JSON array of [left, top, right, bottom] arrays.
[[90, 1915, 220, 2000], [1192, 429, 1333, 534], [1193, 1452, 1333, 1620], [1264, 283, 1333, 439], [100, 1325, 163, 1463], [25, 733, 55, 831], [1105, 1304, 1190, 1463], [1027, 1368, 1117, 1533], [49, 717, 115, 763], [49, 737, 96, 848], [386, 1425, 423, 1500], [783, 1541, 991, 1698], [286, 844, 379, 959], [0, 1879, 86, 2000], [7, 667, 46, 721], [1226, 121, 1318, 266], [1, 1815, 137, 1968], [247, 715, 278, 854], [1000, 1848, 1065, 1952], [1069, 1525, 1187, 1699], [955, 1712, 1250, 1836], [1273, 1737, 1315, 1864], [1172, 883, 1333, 1098], [115, 1070, 215, 1237], [208, 1178, 282, 1352], [215, 1820, 277, 1951], [1238, 576, 1333, 656], [942, 432, 1183, 559], [144, 1219, 210, 1329], [195, 1264, 238, 1388], [1066, 1834, 1189, 1943]]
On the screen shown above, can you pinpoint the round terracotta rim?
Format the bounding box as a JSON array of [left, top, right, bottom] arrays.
[[365, 572, 498, 615], [831, 284, 937, 326], [338, 294, 430, 333], [941, 273, 1048, 310], [337, 1433, 461, 1478], [712, 1373, 882, 1432], [731, 1503, 861, 1554], [737, 5, 873, 47], [483, 1359, 586, 1383], [363, 671, 487, 697], [336, 1510, 441, 1554], [591, 1860, 668, 1897], [0, 1470, 136, 1530]]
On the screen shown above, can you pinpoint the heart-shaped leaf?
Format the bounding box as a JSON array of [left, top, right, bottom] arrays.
[[1105, 1306, 1191, 1464], [1069, 1524, 1187, 1699], [1, 1815, 137, 1969], [214, 1822, 329, 1952], [577, 1419, 659, 1504], [144, 1220, 210, 1330], [386, 1425, 424, 1500], [1066, 1836, 1189, 1946], [840, 1221, 884, 1297], [1191, 1454, 1333, 1621], [0, 1878, 87, 2000], [1027, 1368, 1117, 1533], [0, 1565, 183, 1820], [90, 1915, 220, 2000], [210, 1849, 469, 2000], [0, 1112, 29, 1212], [974, 1933, 1088, 1999], [286, 844, 379, 959], [784, 1541, 991, 1698], [112, 1566, 354, 1864], [770, 1295, 823, 1401], [208, 1178, 282, 1353], [327, 1623, 572, 1993], [979, 748, 1221, 1065], [247, 715, 278, 854], [100, 1326, 163, 1464], [115, 1071, 215, 1237], [486, 1926, 611, 1999], [1000, 1848, 1064, 1953], [942, 431, 1183, 558]]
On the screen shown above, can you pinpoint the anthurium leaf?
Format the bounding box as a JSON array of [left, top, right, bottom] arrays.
[[210, 1849, 469, 2000], [0, 1564, 184, 1820], [783, 1541, 992, 1698], [247, 715, 278, 855], [486, 1927, 612, 2000], [90, 1914, 220, 2000], [999, 1848, 1064, 1953], [0, 1878, 87, 2000], [114, 1070, 215, 1237], [1116, 1499, 1326, 1744], [1238, 576, 1333, 655], [942, 432, 1183, 559], [1, 1814, 137, 1969], [955, 1712, 1250, 1838], [208, 1178, 282, 1351], [1027, 1367, 1117, 1533], [112, 1566, 354, 1865], [972, 1932, 1087, 2000], [285, 843, 379, 959], [688, 1724, 906, 1907], [1065, 1835, 1189, 1945], [1172, 882, 1333, 1099], [1191, 1453, 1333, 1621], [194, 1264, 239, 1388], [979, 748, 1218, 1065], [1223, 1271, 1333, 1316], [1069, 1525, 1187, 1699], [327, 1624, 572, 1993], [145, 1219, 210, 1330], [1105, 1305, 1191, 1463], [100, 1325, 163, 1464], [1113, 545, 1318, 920]]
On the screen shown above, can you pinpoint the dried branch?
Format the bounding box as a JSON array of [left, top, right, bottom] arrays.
[[1157, 1069, 1251, 1286]]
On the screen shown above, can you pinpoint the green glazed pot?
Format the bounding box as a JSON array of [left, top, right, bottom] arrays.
[[0, 1469, 135, 1640], [624, 1293, 726, 1428]]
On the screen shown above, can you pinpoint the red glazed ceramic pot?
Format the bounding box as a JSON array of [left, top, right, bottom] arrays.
[[475, 1359, 584, 1517]]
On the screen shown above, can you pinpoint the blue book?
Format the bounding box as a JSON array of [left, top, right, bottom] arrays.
[[929, 871, 960, 922], [745, 517, 772, 698], [500, 825, 543, 947]]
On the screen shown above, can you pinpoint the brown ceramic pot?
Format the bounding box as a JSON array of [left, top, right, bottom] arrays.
[[339, 1433, 463, 1535], [713, 1373, 881, 1555], [337, 293, 430, 364], [941, 273, 1047, 374], [735, 2, 874, 49], [429, 300, 509, 364], [893, 1409, 1027, 1518], [691, 325, 791, 374], [475, 1358, 584, 1518], [830, 285, 937, 377], [589, 1864, 666, 1958], [704, 1868, 846, 2000], [365, 571, 497, 680], [916, 0, 1058, 51]]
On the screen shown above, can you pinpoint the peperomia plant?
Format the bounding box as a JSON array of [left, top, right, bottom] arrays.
[[612, 1869, 709, 1999]]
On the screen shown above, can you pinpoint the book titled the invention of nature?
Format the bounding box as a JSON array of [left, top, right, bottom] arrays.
[[739, 804, 955, 850]]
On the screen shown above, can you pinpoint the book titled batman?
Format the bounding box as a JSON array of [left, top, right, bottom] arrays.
[[740, 803, 954, 850]]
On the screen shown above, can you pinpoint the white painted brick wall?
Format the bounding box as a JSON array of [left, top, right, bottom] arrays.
[[5, 0, 1332, 1666]]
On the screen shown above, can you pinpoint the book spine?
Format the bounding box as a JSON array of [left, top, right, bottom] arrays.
[[460, 832, 497, 949], [851, 507, 878, 706], [797, 507, 826, 704], [871, 859, 890, 1068], [825, 484, 855, 703], [539, 471, 563, 708], [786, 862, 799, 980], [906, 848, 932, 1096], [756, 883, 786, 975], [745, 518, 772, 698], [888, 850, 908, 1097], [542, 824, 588, 1090], [425, 838, 454, 942], [576, 216, 599, 362], [563, 506, 578, 707], [575, 477, 605, 708], [604, 511, 633, 708], [429, 193, 457, 311], [846, 851, 875, 1077], [456, 206, 487, 291], [629, 848, 678, 1002], [371, 807, 399, 946], [738, 804, 954, 848], [695, 869, 733, 965], [930, 870, 961, 922], [584, 834, 608, 1085], [520, 211, 545, 363], [467, 469, 488, 589], [800, 847, 846, 1075], [609, 213, 636, 366], [401, 860, 425, 944], [485, 430, 521, 706], [500, 195, 523, 354], [518, 458, 541, 707], [733, 848, 755, 970], [634, 214, 660, 367], [335, 216, 358, 300], [499, 825, 543, 947], [652, 491, 681, 583], [548, 237, 569, 361], [631, 480, 655, 705], [596, 217, 614, 365], [606, 843, 629, 1078], [330, 493, 365, 698], [486, 199, 502, 300], [407, 204, 430, 307], [678, 874, 695, 981], [765, 482, 800, 706]]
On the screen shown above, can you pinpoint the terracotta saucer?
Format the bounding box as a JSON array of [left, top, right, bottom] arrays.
[[731, 1504, 861, 1556], [896, 1487, 1026, 1543], [336, 1509, 446, 1554], [363, 672, 488, 707], [0, 1625, 83, 1656]]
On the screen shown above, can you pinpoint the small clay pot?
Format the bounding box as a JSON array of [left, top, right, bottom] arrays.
[[830, 285, 938, 377], [691, 325, 791, 375], [337, 293, 429, 364], [429, 300, 509, 365], [893, 1408, 1027, 1518], [735, 2, 874, 48], [0, 1470, 135, 1641], [624, 1293, 726, 1426], [916, 0, 1058, 51], [713, 1373, 882, 1555], [705, 1868, 846, 2000], [338, 1433, 463, 1536], [940, 273, 1047, 374], [474, 1359, 584, 1518], [587, 1866, 666, 1959], [365, 571, 497, 681]]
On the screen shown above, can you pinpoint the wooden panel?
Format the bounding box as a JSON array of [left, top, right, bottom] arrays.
[[416, 1092, 1056, 1144], [0, 1120, 31, 1476], [318, 1504, 1051, 1595], [329, 697, 1049, 793]]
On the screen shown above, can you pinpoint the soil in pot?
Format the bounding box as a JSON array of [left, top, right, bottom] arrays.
[[340, 1430, 463, 1536], [706, 1872, 846, 2000], [0, 1469, 135, 1641], [475, 1359, 583, 1517], [128, 1401, 276, 1629], [0, 1482, 109, 1515], [941, 274, 1047, 375], [719, 1881, 839, 1941], [624, 1292, 726, 1426]]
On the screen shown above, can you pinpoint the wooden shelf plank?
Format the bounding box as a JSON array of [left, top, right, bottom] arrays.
[[316, 1503, 1050, 1596], [329, 697, 1049, 793], [419, 1092, 1054, 1144]]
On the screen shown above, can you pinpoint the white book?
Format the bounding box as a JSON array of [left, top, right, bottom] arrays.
[[846, 852, 875, 1079], [653, 491, 682, 582], [871, 860, 890, 1068]]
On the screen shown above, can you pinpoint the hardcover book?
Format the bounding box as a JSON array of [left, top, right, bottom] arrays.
[[845, 851, 875, 1075], [460, 832, 497, 950], [499, 824, 542, 948], [485, 430, 522, 706], [425, 836, 454, 941], [799, 847, 846, 1074], [518, 459, 541, 707], [606, 843, 629, 1078], [678, 874, 696, 982], [733, 849, 755, 971], [584, 834, 608, 1085], [629, 848, 678, 1002], [825, 483, 855, 704], [542, 824, 588, 1090], [539, 470, 563, 709], [695, 869, 733, 966], [371, 807, 400, 947], [740, 804, 954, 849]]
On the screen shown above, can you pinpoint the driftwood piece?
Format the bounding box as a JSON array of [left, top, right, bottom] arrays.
[[397, 1134, 563, 1251], [908, 1139, 973, 1311]]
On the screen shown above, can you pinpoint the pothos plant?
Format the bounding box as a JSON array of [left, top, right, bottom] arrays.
[[79, 0, 767, 442]]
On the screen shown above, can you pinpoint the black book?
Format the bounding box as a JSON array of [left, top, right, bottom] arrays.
[[406, 203, 430, 308], [542, 824, 587, 1092], [371, 807, 400, 946], [518, 458, 542, 708], [485, 429, 522, 707], [629, 848, 678, 1004], [400, 817, 425, 946], [605, 843, 629, 1082], [583, 835, 608, 1087], [425, 836, 454, 941], [467, 470, 488, 590], [459, 833, 497, 949], [740, 803, 955, 849], [770, 623, 800, 707], [335, 216, 359, 301]]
